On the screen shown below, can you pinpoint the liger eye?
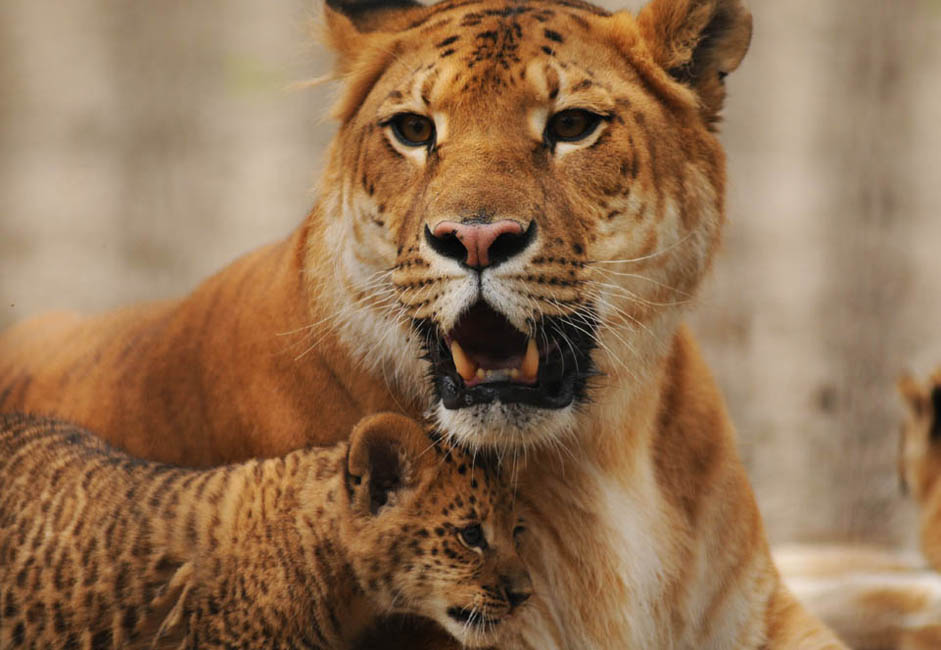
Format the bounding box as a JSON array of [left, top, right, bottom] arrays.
[[458, 523, 486, 550], [545, 109, 602, 144], [389, 113, 436, 147]]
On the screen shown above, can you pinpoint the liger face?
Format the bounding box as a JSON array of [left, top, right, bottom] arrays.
[[327, 0, 729, 450]]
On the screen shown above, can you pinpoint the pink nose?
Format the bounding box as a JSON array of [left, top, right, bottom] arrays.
[[430, 220, 525, 269]]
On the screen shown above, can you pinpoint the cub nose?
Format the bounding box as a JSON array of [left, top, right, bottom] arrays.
[[501, 571, 533, 611], [425, 220, 533, 269]]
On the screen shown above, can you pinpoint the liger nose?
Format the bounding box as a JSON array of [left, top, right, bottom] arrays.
[[425, 220, 533, 269]]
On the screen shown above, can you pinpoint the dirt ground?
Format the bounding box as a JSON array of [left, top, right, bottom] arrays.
[[2, 0, 940, 547]]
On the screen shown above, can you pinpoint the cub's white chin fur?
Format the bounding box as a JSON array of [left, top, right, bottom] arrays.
[[432, 400, 578, 454]]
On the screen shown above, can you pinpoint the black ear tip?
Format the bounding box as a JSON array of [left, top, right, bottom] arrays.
[[326, 0, 421, 15], [931, 385, 941, 439]]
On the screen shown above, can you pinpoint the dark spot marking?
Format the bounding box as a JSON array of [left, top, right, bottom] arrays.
[[436, 36, 459, 48], [541, 46, 555, 56], [122, 607, 138, 632], [544, 29, 564, 43], [91, 629, 112, 650]]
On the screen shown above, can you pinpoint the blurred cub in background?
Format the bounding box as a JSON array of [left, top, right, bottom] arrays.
[[899, 368, 941, 569], [775, 369, 941, 650]]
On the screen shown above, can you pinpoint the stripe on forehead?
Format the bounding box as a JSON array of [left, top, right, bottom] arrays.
[[407, 0, 611, 32], [408, 0, 611, 98]]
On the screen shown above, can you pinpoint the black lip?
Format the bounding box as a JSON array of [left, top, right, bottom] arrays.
[[415, 302, 599, 410], [446, 606, 502, 627]]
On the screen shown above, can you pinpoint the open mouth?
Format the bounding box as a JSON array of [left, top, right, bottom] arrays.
[[416, 301, 598, 410], [446, 606, 502, 628]]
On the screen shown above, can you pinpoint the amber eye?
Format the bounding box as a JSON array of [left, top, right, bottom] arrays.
[[545, 109, 602, 144], [389, 113, 436, 147], [458, 523, 487, 550]]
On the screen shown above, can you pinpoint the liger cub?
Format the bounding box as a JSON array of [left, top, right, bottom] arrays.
[[771, 371, 941, 650], [0, 0, 845, 646], [0, 412, 531, 649]]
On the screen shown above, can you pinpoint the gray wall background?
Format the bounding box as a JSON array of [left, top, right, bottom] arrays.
[[2, 0, 940, 547]]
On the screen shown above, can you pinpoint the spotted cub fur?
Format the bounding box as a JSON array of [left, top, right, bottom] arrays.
[[0, 412, 531, 649]]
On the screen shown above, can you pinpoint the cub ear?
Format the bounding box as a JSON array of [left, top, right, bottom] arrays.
[[347, 413, 431, 516], [636, 0, 752, 120], [898, 371, 927, 415], [931, 385, 941, 440]]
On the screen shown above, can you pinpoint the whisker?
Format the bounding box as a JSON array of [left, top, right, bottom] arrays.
[[585, 231, 694, 266], [590, 267, 694, 297]]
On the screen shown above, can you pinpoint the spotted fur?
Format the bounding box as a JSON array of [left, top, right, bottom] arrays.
[[0, 413, 529, 648], [0, 0, 844, 647]]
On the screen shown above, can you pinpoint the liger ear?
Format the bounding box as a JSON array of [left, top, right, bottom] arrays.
[[326, 0, 424, 32], [347, 413, 432, 516], [323, 0, 427, 67], [321, 1, 431, 122], [636, 0, 752, 121]]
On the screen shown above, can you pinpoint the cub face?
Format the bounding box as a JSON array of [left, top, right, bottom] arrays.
[[343, 413, 530, 647], [319, 0, 752, 450], [898, 370, 941, 501]]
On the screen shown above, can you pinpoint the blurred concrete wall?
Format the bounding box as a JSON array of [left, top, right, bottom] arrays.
[[2, 0, 940, 546]]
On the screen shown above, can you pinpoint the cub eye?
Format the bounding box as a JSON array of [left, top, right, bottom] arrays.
[[513, 524, 526, 538], [458, 523, 487, 550], [389, 113, 436, 147], [545, 109, 602, 144]]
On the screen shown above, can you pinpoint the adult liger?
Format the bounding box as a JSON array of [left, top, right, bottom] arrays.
[[0, 0, 843, 647]]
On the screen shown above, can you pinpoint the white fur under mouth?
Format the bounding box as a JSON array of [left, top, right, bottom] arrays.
[[432, 399, 579, 453]]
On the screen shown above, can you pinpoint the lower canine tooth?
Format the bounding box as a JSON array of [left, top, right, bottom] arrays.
[[450, 341, 478, 381], [522, 338, 539, 380], [476, 368, 486, 380]]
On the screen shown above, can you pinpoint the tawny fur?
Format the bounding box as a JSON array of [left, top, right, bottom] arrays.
[[0, 0, 843, 647], [776, 544, 941, 650], [770, 373, 941, 650], [0, 413, 529, 649]]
